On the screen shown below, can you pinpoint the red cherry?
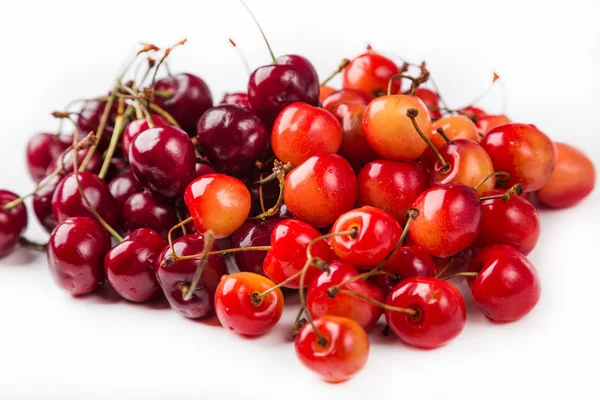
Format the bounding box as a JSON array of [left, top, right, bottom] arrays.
[[0, 190, 28, 257], [104, 229, 167, 303], [46, 147, 102, 176], [121, 115, 169, 159], [343, 52, 399, 96], [184, 174, 251, 239], [481, 123, 556, 192], [33, 173, 64, 233], [536, 142, 596, 208], [415, 87, 442, 120], [77, 99, 119, 150], [409, 183, 482, 258], [322, 89, 373, 111], [271, 103, 342, 166], [307, 260, 383, 330], [219, 92, 250, 109], [155, 233, 226, 318], [467, 244, 541, 322], [319, 86, 336, 103], [476, 114, 510, 135], [329, 102, 379, 167], [460, 106, 487, 122], [230, 218, 284, 275], [194, 162, 216, 179], [47, 217, 111, 295], [26, 133, 69, 182], [385, 277, 466, 349], [214, 272, 284, 336], [357, 160, 429, 225], [295, 315, 369, 383], [121, 192, 178, 239], [263, 219, 330, 288], [108, 170, 143, 206], [375, 246, 437, 295], [284, 153, 357, 228]]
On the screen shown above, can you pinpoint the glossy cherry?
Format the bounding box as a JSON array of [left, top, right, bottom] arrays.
[[214, 272, 284, 336], [329, 102, 379, 167], [385, 277, 466, 348], [47, 217, 111, 295], [375, 246, 437, 295], [121, 115, 169, 159], [104, 228, 167, 302], [156, 233, 227, 318], [476, 114, 510, 135], [219, 92, 250, 109], [284, 153, 357, 228], [121, 192, 178, 239], [467, 244, 541, 322], [343, 52, 399, 96], [295, 315, 369, 383], [194, 162, 216, 179], [26, 133, 69, 182], [230, 218, 284, 275], [196, 105, 269, 176], [321, 89, 373, 111], [108, 170, 143, 206], [415, 87, 442, 119], [460, 106, 487, 122], [33, 173, 64, 233], [0, 190, 28, 257], [77, 99, 120, 150]]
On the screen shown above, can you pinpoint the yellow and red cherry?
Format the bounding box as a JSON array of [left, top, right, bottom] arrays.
[[322, 89, 373, 111], [343, 52, 399, 96], [476, 114, 510, 135]]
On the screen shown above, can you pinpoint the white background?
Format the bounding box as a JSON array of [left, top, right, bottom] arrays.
[[1, 0, 599, 399]]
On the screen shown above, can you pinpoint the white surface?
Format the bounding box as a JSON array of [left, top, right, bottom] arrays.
[[1, 0, 599, 399]]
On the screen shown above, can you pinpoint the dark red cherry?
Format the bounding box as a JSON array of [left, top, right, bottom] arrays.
[[129, 125, 196, 200], [121, 192, 178, 239], [415, 88, 443, 120], [321, 89, 373, 111], [220, 92, 250, 109], [105, 228, 167, 303], [77, 99, 120, 150], [121, 115, 169, 159], [230, 218, 284, 275], [47, 216, 111, 295], [108, 170, 143, 206], [375, 246, 437, 295], [196, 105, 269, 177], [152, 72, 213, 136], [46, 147, 102, 176], [26, 133, 69, 182], [155, 233, 227, 319], [33, 173, 65, 233], [0, 190, 28, 257], [51, 171, 120, 229], [194, 162, 216, 179]]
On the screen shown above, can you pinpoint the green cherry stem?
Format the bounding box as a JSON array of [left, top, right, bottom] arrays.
[[182, 229, 215, 301], [239, 0, 277, 64], [320, 59, 350, 87]]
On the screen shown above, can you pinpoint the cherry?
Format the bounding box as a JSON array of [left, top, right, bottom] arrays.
[[152, 72, 213, 136], [129, 125, 196, 200], [375, 246, 437, 295], [283, 153, 357, 228], [104, 228, 167, 303], [196, 105, 269, 176], [319, 86, 336, 103], [77, 99, 119, 150], [343, 52, 399, 96], [230, 218, 284, 275], [481, 123, 556, 192], [184, 174, 251, 239], [476, 114, 511, 135], [321, 89, 373, 111], [467, 244, 541, 322], [431, 115, 480, 148], [214, 272, 284, 336], [409, 183, 482, 258], [271, 103, 342, 166], [329, 102, 379, 167], [219, 92, 250, 109], [476, 188, 540, 255], [155, 233, 226, 318], [121, 115, 169, 159], [33, 173, 64, 233], [26, 133, 69, 182], [47, 216, 111, 296], [52, 171, 120, 229], [357, 160, 429, 225], [121, 192, 178, 239], [363, 95, 432, 161], [307, 260, 383, 330], [0, 190, 28, 257], [248, 159, 281, 211], [263, 219, 330, 288], [295, 315, 369, 383], [46, 147, 102, 176], [415, 87, 442, 119], [536, 142, 596, 208], [194, 162, 216, 179], [108, 170, 143, 206], [460, 106, 487, 122]]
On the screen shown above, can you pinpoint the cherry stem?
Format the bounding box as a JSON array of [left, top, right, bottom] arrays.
[[98, 102, 132, 180], [387, 73, 410, 96], [479, 183, 523, 202], [406, 108, 449, 171], [338, 289, 417, 316], [148, 102, 180, 128], [119, 84, 148, 122], [229, 38, 252, 77], [258, 172, 266, 214], [253, 161, 293, 184], [291, 306, 307, 339], [434, 259, 453, 279], [165, 217, 194, 265], [150, 39, 187, 90], [320, 59, 350, 86], [436, 127, 450, 143], [326, 270, 395, 299], [239, 0, 277, 65], [474, 171, 510, 191], [440, 271, 479, 280], [19, 237, 47, 252], [79, 90, 117, 172], [182, 230, 215, 301], [252, 161, 291, 220]]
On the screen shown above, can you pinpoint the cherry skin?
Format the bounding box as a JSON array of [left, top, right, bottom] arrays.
[[194, 162, 216, 179], [476, 114, 511, 135], [307, 260, 384, 330], [77, 99, 120, 150], [155, 233, 227, 318], [343, 52, 399, 96], [284, 153, 357, 228], [230, 218, 284, 275], [219, 92, 250, 109], [214, 272, 284, 336], [476, 189, 540, 255], [409, 183, 482, 258], [121, 115, 169, 159], [33, 173, 64, 233], [536, 142, 596, 208], [248, 54, 319, 126], [460, 106, 487, 122], [152, 72, 213, 136], [129, 125, 196, 201], [295, 315, 369, 383], [271, 103, 342, 166], [47, 217, 111, 296], [51, 171, 120, 229], [184, 174, 251, 239], [467, 244, 541, 322], [363, 94, 432, 161], [357, 160, 429, 225], [375, 245, 437, 295], [121, 192, 178, 239], [104, 228, 167, 303], [0, 190, 28, 257], [385, 277, 466, 349], [329, 102, 379, 167], [415, 88, 442, 120], [263, 219, 331, 288], [431, 115, 480, 147], [319, 85, 336, 103], [26, 133, 69, 182], [321, 89, 373, 111], [108, 170, 143, 206], [481, 123, 556, 192], [46, 147, 102, 176], [196, 105, 269, 177]]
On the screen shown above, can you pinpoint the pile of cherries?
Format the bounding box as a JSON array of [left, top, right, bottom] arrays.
[[0, 7, 597, 384]]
